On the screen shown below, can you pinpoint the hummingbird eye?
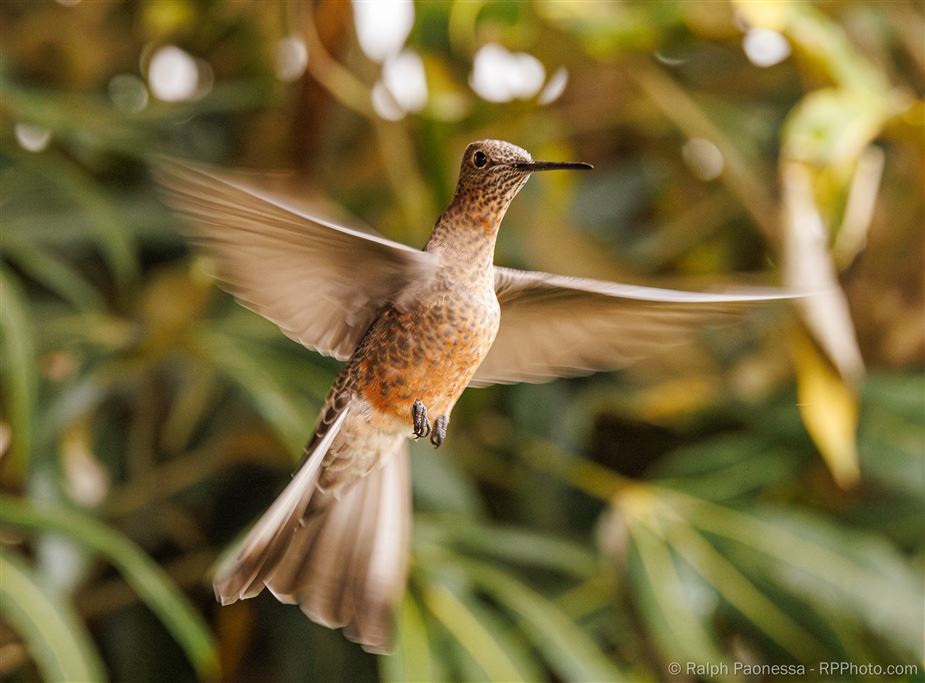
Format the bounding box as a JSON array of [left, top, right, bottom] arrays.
[[472, 150, 488, 168]]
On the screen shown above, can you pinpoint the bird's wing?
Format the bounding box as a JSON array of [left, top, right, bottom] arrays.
[[155, 161, 438, 360], [471, 266, 800, 387]]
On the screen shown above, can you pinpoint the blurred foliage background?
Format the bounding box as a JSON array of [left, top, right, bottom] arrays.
[[1, 1, 923, 681]]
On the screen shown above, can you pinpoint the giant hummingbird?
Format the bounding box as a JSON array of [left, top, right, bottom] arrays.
[[157, 140, 795, 653]]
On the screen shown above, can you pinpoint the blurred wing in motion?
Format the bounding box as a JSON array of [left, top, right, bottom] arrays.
[[472, 266, 801, 386], [155, 161, 438, 360]]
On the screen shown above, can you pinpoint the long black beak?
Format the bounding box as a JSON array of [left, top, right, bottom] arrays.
[[514, 161, 593, 172]]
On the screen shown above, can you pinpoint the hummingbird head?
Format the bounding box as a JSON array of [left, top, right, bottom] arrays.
[[450, 140, 592, 231]]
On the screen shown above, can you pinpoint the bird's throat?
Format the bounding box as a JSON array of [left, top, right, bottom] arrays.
[[426, 206, 502, 276]]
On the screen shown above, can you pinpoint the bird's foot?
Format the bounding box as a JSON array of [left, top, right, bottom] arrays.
[[431, 415, 448, 448], [411, 400, 430, 439], [411, 401, 448, 447]]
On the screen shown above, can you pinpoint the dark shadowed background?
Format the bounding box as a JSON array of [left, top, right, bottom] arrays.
[[1, 1, 923, 681]]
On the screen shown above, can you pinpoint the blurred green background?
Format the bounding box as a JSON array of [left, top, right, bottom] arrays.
[[1, 1, 923, 681]]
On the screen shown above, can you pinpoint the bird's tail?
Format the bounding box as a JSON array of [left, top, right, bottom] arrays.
[[213, 407, 412, 653]]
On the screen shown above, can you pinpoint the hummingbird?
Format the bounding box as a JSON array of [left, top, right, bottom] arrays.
[[158, 140, 793, 653]]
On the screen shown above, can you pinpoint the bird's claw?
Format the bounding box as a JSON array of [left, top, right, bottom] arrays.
[[431, 415, 448, 448], [412, 400, 430, 439], [411, 401, 448, 447]]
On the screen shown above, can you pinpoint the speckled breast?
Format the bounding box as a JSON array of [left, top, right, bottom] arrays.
[[350, 287, 500, 421]]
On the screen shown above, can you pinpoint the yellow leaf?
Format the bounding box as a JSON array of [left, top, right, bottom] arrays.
[[636, 375, 718, 424], [732, 0, 791, 31], [791, 326, 860, 489]]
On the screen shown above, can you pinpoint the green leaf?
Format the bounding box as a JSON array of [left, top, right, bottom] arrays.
[[191, 327, 310, 453], [627, 525, 724, 667], [420, 578, 528, 682], [160, 362, 220, 453], [411, 448, 486, 517], [2, 238, 105, 312], [861, 373, 925, 423], [4, 75, 270, 139], [382, 593, 436, 683], [418, 516, 598, 578], [457, 556, 628, 682], [0, 548, 107, 683], [13, 150, 138, 288], [0, 496, 220, 678], [714, 504, 924, 661], [663, 519, 828, 661], [782, 88, 888, 167], [650, 434, 801, 501], [857, 374, 925, 497], [679, 494, 923, 660], [441, 579, 545, 683], [0, 268, 37, 473]]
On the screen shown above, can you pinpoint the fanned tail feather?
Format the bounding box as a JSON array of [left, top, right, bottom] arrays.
[[268, 444, 411, 652], [213, 408, 349, 603], [212, 406, 411, 653]]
